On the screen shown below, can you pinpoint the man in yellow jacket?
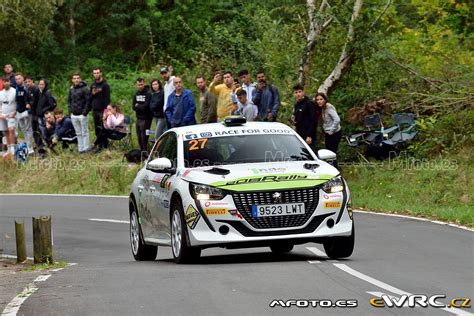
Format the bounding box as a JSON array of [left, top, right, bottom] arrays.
[[209, 71, 234, 120]]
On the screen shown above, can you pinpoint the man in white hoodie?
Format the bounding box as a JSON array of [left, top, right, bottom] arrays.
[[0, 77, 17, 156]]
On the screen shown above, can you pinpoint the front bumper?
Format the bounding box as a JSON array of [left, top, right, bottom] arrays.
[[183, 184, 353, 247]]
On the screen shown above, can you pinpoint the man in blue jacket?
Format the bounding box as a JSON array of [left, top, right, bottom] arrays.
[[165, 77, 196, 128]]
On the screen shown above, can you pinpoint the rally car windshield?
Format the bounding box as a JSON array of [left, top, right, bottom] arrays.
[[183, 134, 315, 168]]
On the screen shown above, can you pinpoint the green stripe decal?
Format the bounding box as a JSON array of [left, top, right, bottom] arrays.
[[210, 174, 333, 191]]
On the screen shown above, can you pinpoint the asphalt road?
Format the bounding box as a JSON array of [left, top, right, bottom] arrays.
[[0, 195, 472, 316]]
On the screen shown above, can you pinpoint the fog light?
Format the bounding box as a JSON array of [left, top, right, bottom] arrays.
[[219, 225, 229, 235]]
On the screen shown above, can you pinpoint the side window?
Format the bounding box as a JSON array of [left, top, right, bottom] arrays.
[[149, 133, 177, 166]]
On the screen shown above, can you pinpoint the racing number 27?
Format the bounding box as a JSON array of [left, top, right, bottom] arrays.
[[189, 139, 208, 151]]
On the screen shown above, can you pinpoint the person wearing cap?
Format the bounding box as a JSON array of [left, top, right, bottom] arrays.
[[160, 66, 175, 119]]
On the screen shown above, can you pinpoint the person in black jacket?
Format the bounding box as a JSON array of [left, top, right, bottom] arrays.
[[149, 79, 165, 140], [36, 79, 57, 152], [291, 84, 317, 150], [133, 78, 152, 153], [90, 68, 111, 149], [15, 73, 35, 154], [68, 73, 91, 153], [25, 76, 41, 152]]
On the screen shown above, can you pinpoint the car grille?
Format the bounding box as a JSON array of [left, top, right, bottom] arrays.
[[231, 187, 320, 229]]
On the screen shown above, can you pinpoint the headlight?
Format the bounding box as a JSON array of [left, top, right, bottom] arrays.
[[189, 183, 226, 200], [322, 176, 344, 193]]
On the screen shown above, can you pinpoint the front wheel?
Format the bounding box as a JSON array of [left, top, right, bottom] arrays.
[[130, 202, 157, 261], [171, 202, 201, 264], [323, 222, 355, 259]]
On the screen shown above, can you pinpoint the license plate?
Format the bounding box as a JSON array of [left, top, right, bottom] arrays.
[[251, 203, 305, 218]]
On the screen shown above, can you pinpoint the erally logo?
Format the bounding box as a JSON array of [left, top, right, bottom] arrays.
[[225, 175, 308, 185]]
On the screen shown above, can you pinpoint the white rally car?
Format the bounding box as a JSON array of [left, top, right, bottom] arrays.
[[129, 117, 354, 263]]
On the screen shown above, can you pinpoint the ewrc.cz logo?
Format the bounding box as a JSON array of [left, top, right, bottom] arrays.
[[269, 299, 358, 308], [370, 295, 471, 309]]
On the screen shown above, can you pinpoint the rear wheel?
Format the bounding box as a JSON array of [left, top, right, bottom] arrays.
[[130, 201, 157, 261], [323, 222, 355, 259], [270, 243, 294, 254], [171, 201, 201, 264]]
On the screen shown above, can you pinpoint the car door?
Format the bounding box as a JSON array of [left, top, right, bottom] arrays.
[[147, 132, 177, 240]]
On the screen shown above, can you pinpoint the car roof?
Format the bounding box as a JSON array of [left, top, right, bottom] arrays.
[[171, 121, 293, 136]]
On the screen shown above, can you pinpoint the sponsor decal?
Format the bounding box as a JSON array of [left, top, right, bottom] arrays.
[[251, 167, 287, 174], [323, 193, 342, 199], [324, 202, 341, 208], [204, 208, 228, 216], [369, 294, 471, 309], [226, 174, 311, 185], [162, 200, 170, 209], [185, 134, 198, 140], [204, 201, 229, 207], [211, 174, 333, 191], [228, 209, 243, 219], [152, 174, 165, 183], [185, 205, 200, 229], [182, 169, 192, 177], [182, 128, 294, 140], [200, 132, 213, 138], [160, 174, 171, 189]]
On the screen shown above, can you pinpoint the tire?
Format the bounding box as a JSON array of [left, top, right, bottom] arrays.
[[270, 243, 294, 254], [130, 201, 157, 261], [323, 222, 355, 259], [171, 201, 201, 264]]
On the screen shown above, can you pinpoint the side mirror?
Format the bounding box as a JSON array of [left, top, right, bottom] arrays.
[[146, 157, 175, 173], [317, 149, 336, 161]]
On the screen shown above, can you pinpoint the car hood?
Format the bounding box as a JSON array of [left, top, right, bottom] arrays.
[[180, 161, 338, 192]]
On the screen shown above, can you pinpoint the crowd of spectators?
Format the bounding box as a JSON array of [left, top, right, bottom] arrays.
[[0, 63, 342, 161]]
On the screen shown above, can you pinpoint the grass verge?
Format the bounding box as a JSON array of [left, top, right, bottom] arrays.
[[22, 260, 68, 272], [341, 149, 473, 227]]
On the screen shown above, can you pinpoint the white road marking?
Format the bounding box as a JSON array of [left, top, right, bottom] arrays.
[[354, 209, 473, 232], [88, 218, 129, 224], [1, 285, 38, 316], [305, 246, 327, 258], [335, 264, 473, 316], [307, 260, 321, 264], [33, 275, 51, 282], [334, 263, 408, 296]]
